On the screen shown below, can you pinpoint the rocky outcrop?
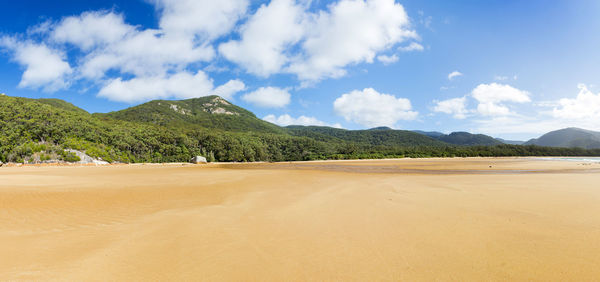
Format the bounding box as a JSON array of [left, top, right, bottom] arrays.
[[202, 97, 239, 115], [190, 156, 207, 164], [169, 104, 190, 115], [64, 149, 109, 165]]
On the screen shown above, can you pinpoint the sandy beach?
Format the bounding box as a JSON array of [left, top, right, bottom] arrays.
[[1, 158, 600, 281]]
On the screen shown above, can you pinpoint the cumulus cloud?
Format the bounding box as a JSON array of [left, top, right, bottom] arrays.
[[51, 11, 134, 50], [242, 87, 291, 108], [287, 0, 417, 81], [153, 0, 249, 39], [79, 29, 214, 79], [377, 54, 399, 65], [220, 0, 418, 81], [333, 88, 417, 128], [472, 85, 600, 136], [553, 84, 600, 120], [447, 71, 462, 80], [219, 0, 305, 77], [45, 10, 216, 82], [2, 8, 223, 99], [397, 42, 424, 52], [0, 37, 72, 92], [433, 96, 468, 119], [98, 71, 244, 103], [212, 80, 247, 99], [471, 83, 530, 116], [1, 0, 421, 101], [264, 114, 342, 128]]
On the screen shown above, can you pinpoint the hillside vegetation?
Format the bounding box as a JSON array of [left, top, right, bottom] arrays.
[[413, 131, 502, 146], [286, 126, 447, 147], [525, 128, 600, 149], [101, 96, 284, 134], [2, 94, 600, 164]]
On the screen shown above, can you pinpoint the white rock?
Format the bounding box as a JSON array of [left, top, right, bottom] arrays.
[[190, 156, 207, 164], [64, 149, 109, 165]]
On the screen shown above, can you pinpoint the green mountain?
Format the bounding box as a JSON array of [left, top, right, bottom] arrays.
[[2, 94, 600, 164], [0, 95, 335, 163], [37, 98, 88, 114], [286, 126, 447, 147], [413, 131, 502, 146], [437, 132, 502, 146], [525, 128, 600, 149], [100, 95, 284, 134]]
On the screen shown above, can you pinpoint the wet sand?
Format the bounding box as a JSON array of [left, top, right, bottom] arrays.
[[1, 158, 600, 280]]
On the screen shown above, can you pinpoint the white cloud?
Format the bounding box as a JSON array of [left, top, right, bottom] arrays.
[[51, 11, 134, 50], [80, 29, 214, 79], [212, 80, 247, 99], [447, 71, 462, 80], [553, 84, 600, 120], [0, 37, 72, 92], [333, 88, 417, 128], [219, 0, 305, 77], [474, 116, 562, 136], [97, 71, 244, 103], [242, 86, 291, 108], [397, 42, 424, 52], [433, 96, 468, 119], [264, 114, 342, 128], [153, 0, 249, 39], [287, 0, 418, 81], [471, 83, 530, 116], [377, 54, 398, 65], [219, 0, 418, 81], [1, 0, 422, 102], [473, 85, 600, 137], [46, 11, 216, 80]]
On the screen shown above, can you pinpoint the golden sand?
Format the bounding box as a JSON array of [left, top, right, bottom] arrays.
[[1, 158, 600, 280]]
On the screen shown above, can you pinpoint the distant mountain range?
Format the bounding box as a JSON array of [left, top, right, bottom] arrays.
[[1, 94, 599, 164], [524, 128, 600, 149], [413, 128, 600, 149], [412, 131, 502, 146]]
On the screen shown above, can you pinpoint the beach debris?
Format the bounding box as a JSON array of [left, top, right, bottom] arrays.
[[190, 156, 208, 164]]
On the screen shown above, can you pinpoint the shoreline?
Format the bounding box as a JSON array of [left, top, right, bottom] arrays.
[[2, 157, 599, 176], [2, 155, 600, 168]]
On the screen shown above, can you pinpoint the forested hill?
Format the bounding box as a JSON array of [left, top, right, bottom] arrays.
[[411, 131, 502, 146], [100, 95, 284, 134], [286, 126, 447, 147], [525, 128, 600, 149], [2, 94, 600, 164]]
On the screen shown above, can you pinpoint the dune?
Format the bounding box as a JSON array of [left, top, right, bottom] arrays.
[[1, 158, 600, 280]]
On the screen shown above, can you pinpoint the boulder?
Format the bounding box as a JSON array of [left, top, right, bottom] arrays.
[[64, 149, 109, 165], [190, 156, 207, 164]]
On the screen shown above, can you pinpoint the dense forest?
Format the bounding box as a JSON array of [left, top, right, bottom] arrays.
[[1, 94, 600, 164]]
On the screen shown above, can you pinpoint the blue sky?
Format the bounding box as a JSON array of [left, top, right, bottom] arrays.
[[1, 0, 599, 140]]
